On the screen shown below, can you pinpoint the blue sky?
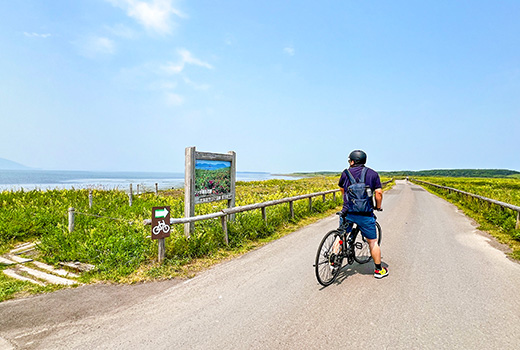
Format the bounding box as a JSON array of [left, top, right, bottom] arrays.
[[1, 0, 519, 173]]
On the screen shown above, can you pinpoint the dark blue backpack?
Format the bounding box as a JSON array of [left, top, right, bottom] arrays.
[[344, 167, 373, 214]]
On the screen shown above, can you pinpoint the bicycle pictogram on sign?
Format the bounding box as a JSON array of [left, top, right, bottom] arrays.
[[151, 206, 171, 240]]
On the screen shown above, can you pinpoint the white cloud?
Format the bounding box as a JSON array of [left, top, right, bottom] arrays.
[[165, 92, 184, 106], [105, 23, 137, 39], [183, 77, 210, 91], [162, 62, 184, 74], [179, 49, 213, 69], [284, 46, 295, 56], [24, 32, 51, 38], [76, 36, 116, 58], [162, 49, 213, 74], [107, 0, 185, 35]]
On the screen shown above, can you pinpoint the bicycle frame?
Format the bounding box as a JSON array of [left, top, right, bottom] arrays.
[[314, 214, 380, 286], [335, 223, 360, 265]]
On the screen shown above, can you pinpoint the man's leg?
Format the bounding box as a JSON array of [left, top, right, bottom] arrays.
[[368, 238, 388, 278], [367, 238, 381, 265]]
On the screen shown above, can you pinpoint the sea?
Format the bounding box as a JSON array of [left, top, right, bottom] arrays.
[[0, 169, 297, 192]]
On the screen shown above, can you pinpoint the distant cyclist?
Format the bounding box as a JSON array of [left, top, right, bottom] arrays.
[[339, 150, 388, 279]]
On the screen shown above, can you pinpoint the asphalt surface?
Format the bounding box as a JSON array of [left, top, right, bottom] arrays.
[[1, 180, 520, 349]]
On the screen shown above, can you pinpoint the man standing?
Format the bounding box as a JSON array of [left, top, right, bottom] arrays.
[[339, 150, 388, 279]]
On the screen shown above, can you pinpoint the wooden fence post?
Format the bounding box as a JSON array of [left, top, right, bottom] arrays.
[[89, 190, 93, 209], [261, 207, 267, 223], [68, 207, 75, 233], [308, 197, 312, 212], [289, 201, 294, 219], [516, 211, 520, 230], [137, 184, 140, 195], [129, 184, 133, 207], [221, 216, 229, 245], [155, 183, 158, 196], [184, 147, 195, 238], [158, 238, 165, 263], [322, 194, 326, 202]]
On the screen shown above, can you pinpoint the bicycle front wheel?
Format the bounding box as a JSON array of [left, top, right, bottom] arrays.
[[315, 230, 343, 286], [353, 221, 382, 264]]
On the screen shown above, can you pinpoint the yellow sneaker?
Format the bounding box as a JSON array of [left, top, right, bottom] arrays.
[[374, 267, 389, 279]]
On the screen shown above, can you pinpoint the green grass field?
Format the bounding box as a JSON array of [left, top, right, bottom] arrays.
[[1, 176, 395, 301]]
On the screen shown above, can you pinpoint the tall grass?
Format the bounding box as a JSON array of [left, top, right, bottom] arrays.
[[1, 176, 352, 280]]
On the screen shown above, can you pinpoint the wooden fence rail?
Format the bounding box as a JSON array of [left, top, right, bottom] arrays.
[[143, 179, 393, 253], [411, 178, 520, 230], [143, 189, 341, 227]]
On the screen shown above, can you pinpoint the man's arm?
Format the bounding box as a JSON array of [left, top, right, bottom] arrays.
[[374, 188, 383, 209]]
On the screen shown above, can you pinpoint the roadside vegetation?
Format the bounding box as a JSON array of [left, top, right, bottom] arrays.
[[382, 169, 520, 178], [0, 176, 392, 301], [413, 176, 520, 260]]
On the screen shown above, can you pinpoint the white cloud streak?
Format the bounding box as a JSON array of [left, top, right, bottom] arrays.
[[183, 77, 210, 91], [165, 92, 184, 106], [162, 49, 213, 74], [107, 0, 185, 35], [105, 24, 137, 39], [76, 36, 116, 58], [24, 32, 51, 38], [284, 46, 295, 56]]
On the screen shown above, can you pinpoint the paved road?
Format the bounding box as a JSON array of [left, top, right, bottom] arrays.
[[2, 180, 520, 349]]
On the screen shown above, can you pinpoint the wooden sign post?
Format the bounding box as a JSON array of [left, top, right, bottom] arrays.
[[151, 206, 171, 262], [184, 147, 236, 238]]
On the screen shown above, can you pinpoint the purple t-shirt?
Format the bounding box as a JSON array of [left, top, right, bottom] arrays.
[[338, 165, 381, 212]]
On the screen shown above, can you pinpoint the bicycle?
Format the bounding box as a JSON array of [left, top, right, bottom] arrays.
[[314, 211, 382, 286]]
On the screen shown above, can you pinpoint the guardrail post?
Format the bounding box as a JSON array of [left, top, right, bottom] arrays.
[[68, 207, 75, 233], [322, 194, 326, 202], [308, 197, 312, 212], [261, 207, 267, 223], [333, 192, 336, 201], [221, 215, 229, 245], [89, 190, 93, 209], [289, 201, 294, 219]]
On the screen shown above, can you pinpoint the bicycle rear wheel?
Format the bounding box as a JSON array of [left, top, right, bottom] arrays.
[[353, 221, 382, 264], [315, 230, 343, 286]]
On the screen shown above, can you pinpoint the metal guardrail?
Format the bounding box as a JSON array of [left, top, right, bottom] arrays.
[[411, 178, 520, 229]]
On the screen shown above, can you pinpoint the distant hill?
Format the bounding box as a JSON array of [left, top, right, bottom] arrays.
[[0, 158, 31, 170], [379, 169, 520, 178], [195, 161, 230, 171], [288, 169, 520, 179]]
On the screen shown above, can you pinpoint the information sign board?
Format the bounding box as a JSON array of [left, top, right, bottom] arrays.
[[184, 147, 236, 237]]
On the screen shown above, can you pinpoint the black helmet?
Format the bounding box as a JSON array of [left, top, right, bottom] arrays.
[[348, 150, 367, 164]]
